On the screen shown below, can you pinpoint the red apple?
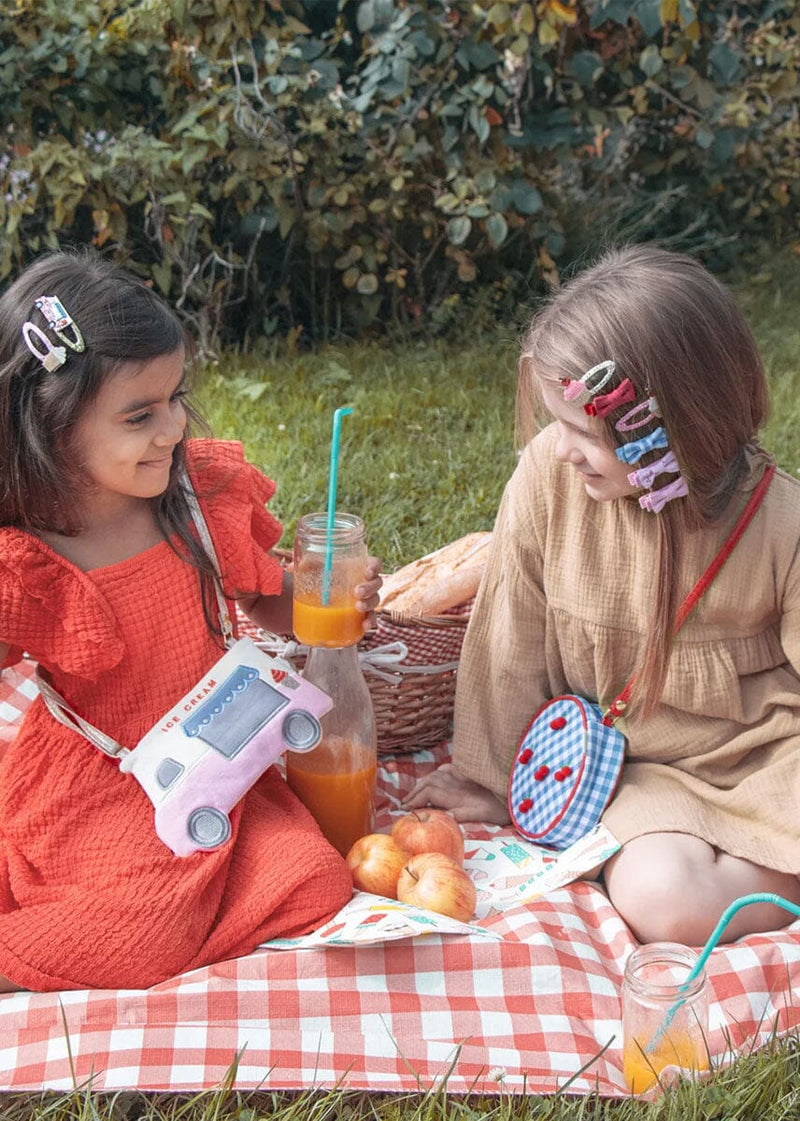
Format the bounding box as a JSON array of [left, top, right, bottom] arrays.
[[396, 852, 476, 922], [345, 833, 409, 898], [391, 809, 465, 864]]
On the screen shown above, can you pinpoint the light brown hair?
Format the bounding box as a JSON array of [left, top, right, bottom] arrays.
[[517, 244, 769, 716]]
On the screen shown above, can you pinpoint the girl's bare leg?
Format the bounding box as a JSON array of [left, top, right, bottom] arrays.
[[604, 832, 800, 945], [0, 975, 23, 994]]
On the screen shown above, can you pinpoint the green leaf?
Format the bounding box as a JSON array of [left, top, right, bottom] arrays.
[[634, 0, 663, 36], [695, 123, 714, 149], [590, 0, 637, 29], [487, 3, 512, 28], [496, 179, 543, 216], [568, 51, 603, 87], [639, 44, 663, 78], [357, 273, 379, 295], [232, 380, 270, 402], [486, 212, 508, 248], [357, 0, 375, 32], [708, 42, 744, 87], [447, 216, 472, 245], [455, 40, 499, 72], [151, 261, 172, 296]]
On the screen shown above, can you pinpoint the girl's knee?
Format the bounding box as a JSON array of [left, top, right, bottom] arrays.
[[604, 834, 717, 944]]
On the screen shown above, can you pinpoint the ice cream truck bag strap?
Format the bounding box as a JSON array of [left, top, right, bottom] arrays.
[[508, 464, 775, 850], [35, 474, 334, 857]]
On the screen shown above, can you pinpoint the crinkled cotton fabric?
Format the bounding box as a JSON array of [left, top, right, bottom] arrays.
[[454, 425, 800, 872], [0, 439, 352, 991]]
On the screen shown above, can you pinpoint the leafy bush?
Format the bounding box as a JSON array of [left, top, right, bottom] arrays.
[[0, 0, 798, 347]]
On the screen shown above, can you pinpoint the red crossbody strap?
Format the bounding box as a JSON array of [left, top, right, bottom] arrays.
[[602, 464, 776, 725]]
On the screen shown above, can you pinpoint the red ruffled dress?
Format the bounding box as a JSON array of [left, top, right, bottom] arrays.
[[0, 440, 352, 991]]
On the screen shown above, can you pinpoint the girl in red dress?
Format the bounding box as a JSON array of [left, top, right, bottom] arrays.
[[0, 250, 379, 991]]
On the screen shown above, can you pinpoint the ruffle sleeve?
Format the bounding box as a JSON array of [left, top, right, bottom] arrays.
[[186, 439, 285, 600], [0, 531, 125, 679]]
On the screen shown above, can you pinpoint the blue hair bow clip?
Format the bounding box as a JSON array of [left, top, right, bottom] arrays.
[[615, 426, 669, 465]]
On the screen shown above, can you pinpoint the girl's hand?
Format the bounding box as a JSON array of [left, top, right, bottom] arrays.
[[402, 763, 511, 825], [356, 556, 383, 633]]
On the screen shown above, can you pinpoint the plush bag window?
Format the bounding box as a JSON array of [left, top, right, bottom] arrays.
[[508, 466, 776, 849], [36, 476, 332, 857]]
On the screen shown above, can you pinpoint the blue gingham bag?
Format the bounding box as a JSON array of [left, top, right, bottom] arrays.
[[507, 695, 625, 850], [506, 466, 776, 851]]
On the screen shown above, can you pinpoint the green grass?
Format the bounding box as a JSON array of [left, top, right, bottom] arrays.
[[6, 252, 800, 1118], [195, 331, 521, 571], [197, 250, 800, 572]]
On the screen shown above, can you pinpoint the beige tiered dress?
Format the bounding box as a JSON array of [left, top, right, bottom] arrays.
[[453, 425, 800, 872]]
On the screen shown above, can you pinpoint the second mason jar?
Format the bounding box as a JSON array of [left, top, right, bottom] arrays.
[[622, 941, 710, 1094], [292, 512, 367, 648]]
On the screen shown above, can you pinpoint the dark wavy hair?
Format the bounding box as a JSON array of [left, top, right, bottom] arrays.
[[0, 249, 223, 636], [516, 244, 770, 717]]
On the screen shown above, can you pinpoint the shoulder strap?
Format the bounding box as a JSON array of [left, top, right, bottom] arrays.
[[181, 471, 235, 646], [602, 464, 776, 725], [36, 472, 235, 759]]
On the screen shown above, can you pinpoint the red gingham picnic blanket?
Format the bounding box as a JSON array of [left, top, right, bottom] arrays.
[[0, 659, 799, 1095]]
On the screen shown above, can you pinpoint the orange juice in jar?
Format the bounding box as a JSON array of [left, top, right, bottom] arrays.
[[293, 513, 367, 648], [622, 1029, 709, 1095], [285, 644, 377, 857], [622, 943, 709, 1094]]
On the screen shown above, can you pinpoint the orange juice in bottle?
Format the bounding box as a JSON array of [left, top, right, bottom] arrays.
[[292, 512, 367, 648], [286, 735, 376, 857], [285, 644, 377, 857]]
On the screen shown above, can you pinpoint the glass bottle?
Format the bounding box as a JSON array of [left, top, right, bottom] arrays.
[[292, 512, 367, 648], [285, 644, 378, 858], [622, 942, 710, 1094]]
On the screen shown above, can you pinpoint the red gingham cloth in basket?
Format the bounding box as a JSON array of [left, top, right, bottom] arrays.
[[0, 662, 799, 1094]]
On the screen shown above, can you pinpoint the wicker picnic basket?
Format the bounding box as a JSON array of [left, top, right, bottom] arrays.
[[250, 545, 479, 755], [358, 602, 471, 754]]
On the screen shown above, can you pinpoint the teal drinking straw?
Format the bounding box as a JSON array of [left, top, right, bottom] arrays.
[[321, 406, 353, 606], [647, 892, 800, 1053]]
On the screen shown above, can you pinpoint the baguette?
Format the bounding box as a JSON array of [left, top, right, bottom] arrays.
[[379, 532, 492, 616]]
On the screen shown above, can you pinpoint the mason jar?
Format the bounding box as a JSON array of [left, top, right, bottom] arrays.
[[292, 512, 368, 648], [622, 942, 710, 1094]]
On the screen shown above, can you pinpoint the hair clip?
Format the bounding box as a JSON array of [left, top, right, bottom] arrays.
[[21, 295, 84, 373], [586, 378, 636, 418], [21, 323, 68, 372], [615, 396, 661, 432], [33, 295, 85, 352], [638, 475, 689, 513], [627, 450, 680, 489], [563, 360, 616, 406], [615, 426, 669, 465]]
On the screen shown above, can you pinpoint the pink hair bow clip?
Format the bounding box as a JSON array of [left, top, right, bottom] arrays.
[[638, 476, 689, 513], [627, 450, 680, 490]]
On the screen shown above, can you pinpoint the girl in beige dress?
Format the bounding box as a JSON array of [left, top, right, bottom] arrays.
[[406, 245, 800, 946]]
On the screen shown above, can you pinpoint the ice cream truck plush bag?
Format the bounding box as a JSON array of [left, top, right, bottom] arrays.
[[37, 473, 333, 857]]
